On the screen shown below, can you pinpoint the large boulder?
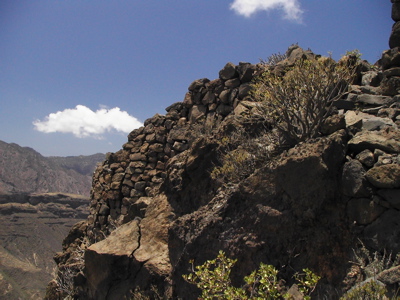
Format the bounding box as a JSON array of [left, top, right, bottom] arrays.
[[84, 219, 141, 300], [366, 164, 400, 188], [342, 160, 373, 197], [390, 21, 400, 49]]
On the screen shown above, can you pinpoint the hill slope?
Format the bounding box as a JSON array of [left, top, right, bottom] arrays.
[[0, 140, 104, 196]]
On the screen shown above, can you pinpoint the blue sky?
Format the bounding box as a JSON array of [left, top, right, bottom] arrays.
[[0, 0, 392, 156]]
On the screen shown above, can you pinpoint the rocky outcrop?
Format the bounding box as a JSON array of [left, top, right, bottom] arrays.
[[0, 192, 89, 300], [46, 43, 400, 299], [48, 5, 400, 297]]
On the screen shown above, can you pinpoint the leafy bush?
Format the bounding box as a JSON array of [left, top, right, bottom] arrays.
[[183, 250, 320, 299], [251, 55, 356, 145]]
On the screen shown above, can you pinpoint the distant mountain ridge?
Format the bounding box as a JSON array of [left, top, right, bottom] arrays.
[[0, 140, 104, 299], [0, 140, 104, 196]]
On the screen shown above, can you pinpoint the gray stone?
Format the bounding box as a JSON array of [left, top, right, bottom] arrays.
[[366, 164, 400, 188], [383, 67, 400, 77], [356, 149, 375, 168], [188, 78, 210, 92], [219, 89, 231, 104], [237, 62, 256, 83], [173, 141, 189, 152], [362, 116, 397, 131], [361, 71, 381, 87], [393, 3, 400, 22], [344, 110, 366, 128], [348, 131, 400, 154], [356, 94, 393, 106], [224, 78, 241, 89], [134, 181, 147, 192], [188, 105, 207, 123], [390, 21, 400, 49], [378, 189, 400, 209], [202, 91, 216, 105], [219, 62, 237, 80], [238, 83, 252, 99], [347, 198, 386, 225], [85, 219, 141, 300], [98, 204, 110, 216], [380, 48, 400, 71], [341, 160, 372, 197], [129, 153, 147, 161], [216, 104, 233, 116], [380, 76, 400, 96], [321, 114, 346, 135]]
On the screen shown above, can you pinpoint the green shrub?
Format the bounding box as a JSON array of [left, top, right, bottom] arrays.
[[251, 55, 356, 145], [183, 250, 320, 299], [340, 279, 387, 300]]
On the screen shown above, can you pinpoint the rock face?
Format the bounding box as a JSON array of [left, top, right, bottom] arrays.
[[48, 10, 400, 297], [0, 140, 104, 196], [47, 43, 400, 299], [0, 192, 89, 300]]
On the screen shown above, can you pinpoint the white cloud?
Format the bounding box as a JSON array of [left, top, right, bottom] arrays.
[[33, 105, 143, 138], [230, 0, 303, 22]]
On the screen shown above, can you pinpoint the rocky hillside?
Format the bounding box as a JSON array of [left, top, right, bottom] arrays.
[[0, 193, 89, 300], [0, 143, 103, 299], [0, 140, 104, 196], [47, 3, 400, 299]]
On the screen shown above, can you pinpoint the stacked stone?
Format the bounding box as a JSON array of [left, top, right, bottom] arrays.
[[379, 0, 400, 95], [86, 62, 257, 241], [390, 0, 400, 49]]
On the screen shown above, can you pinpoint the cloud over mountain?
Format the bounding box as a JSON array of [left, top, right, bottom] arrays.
[[230, 0, 303, 21], [33, 105, 142, 138]]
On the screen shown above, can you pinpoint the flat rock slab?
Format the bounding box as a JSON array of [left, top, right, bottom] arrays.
[[88, 219, 140, 256], [348, 130, 400, 154]]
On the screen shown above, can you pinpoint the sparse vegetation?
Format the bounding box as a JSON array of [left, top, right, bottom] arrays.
[[211, 130, 275, 183], [251, 54, 356, 145], [340, 279, 387, 300], [54, 240, 89, 298], [183, 250, 320, 299], [340, 240, 400, 299], [260, 52, 288, 67], [351, 240, 400, 279]]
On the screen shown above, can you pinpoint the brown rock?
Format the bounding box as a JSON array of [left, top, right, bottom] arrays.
[[188, 105, 207, 123], [393, 3, 400, 21], [390, 21, 400, 49], [366, 164, 400, 188], [342, 160, 372, 197], [348, 130, 400, 154], [355, 149, 375, 168], [85, 219, 141, 299], [219, 62, 237, 80]]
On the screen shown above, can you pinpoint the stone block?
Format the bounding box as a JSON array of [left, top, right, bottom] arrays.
[[366, 164, 400, 188], [219, 62, 237, 80]]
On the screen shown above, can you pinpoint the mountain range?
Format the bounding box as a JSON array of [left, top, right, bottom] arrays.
[[0, 140, 104, 299]]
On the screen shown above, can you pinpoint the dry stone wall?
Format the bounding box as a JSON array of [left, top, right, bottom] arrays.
[[87, 62, 257, 242]]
